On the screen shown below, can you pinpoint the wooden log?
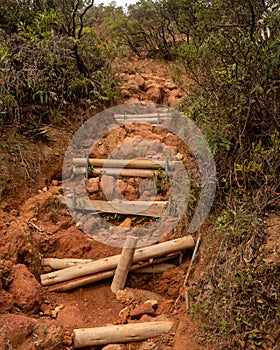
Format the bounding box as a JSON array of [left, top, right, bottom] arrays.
[[134, 263, 176, 274], [48, 270, 115, 292], [90, 167, 157, 178], [73, 321, 173, 348], [73, 158, 178, 169], [42, 258, 93, 270], [116, 117, 169, 124], [114, 113, 172, 119], [47, 253, 180, 292], [68, 199, 168, 218], [40, 236, 195, 286], [111, 236, 138, 294]]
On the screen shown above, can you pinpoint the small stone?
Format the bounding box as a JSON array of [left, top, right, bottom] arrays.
[[102, 345, 125, 350], [119, 218, 132, 229], [144, 299, 158, 309], [86, 177, 100, 194], [176, 152, 184, 160], [51, 179, 59, 186], [130, 302, 156, 319]]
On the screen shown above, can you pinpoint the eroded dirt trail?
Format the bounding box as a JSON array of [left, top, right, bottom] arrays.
[[0, 74, 201, 350]]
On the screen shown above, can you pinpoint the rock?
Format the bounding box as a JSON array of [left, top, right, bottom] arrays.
[[130, 302, 157, 319], [82, 217, 101, 233], [156, 300, 174, 315], [130, 302, 156, 319], [134, 75, 145, 90], [117, 179, 127, 197], [57, 305, 84, 328], [138, 340, 157, 350], [164, 81, 177, 90], [166, 89, 183, 107], [144, 299, 158, 309], [116, 288, 162, 308], [101, 175, 116, 200], [0, 288, 14, 313], [144, 79, 156, 90], [165, 133, 180, 148], [119, 217, 132, 229], [146, 86, 163, 103], [126, 80, 140, 94], [86, 177, 99, 194], [19, 191, 54, 220], [0, 314, 36, 350], [9, 264, 42, 313], [125, 184, 138, 201], [126, 97, 141, 104], [106, 127, 127, 152], [51, 179, 59, 186], [120, 88, 130, 98], [176, 152, 184, 160], [102, 345, 125, 350]]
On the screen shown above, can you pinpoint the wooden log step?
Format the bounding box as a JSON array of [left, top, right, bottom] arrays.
[[73, 158, 178, 169], [116, 117, 169, 124], [114, 113, 172, 119], [41, 258, 93, 270], [47, 253, 180, 292], [90, 167, 157, 178], [40, 236, 195, 286], [73, 321, 173, 348], [67, 199, 168, 217]]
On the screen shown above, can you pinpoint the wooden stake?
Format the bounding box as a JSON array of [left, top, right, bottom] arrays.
[[184, 231, 202, 286], [40, 236, 195, 286], [111, 236, 138, 294], [47, 253, 180, 292], [73, 321, 173, 348]]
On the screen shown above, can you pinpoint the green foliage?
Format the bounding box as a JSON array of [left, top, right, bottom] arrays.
[[0, 4, 118, 130]]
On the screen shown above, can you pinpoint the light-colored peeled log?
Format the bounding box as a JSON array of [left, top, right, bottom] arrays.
[[40, 236, 194, 286], [91, 167, 156, 178], [42, 258, 93, 270], [111, 236, 138, 294], [74, 158, 178, 169], [47, 253, 180, 292], [67, 199, 168, 217], [73, 321, 173, 348]]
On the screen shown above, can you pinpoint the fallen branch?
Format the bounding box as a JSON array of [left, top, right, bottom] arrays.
[[40, 236, 194, 286], [73, 321, 173, 348]]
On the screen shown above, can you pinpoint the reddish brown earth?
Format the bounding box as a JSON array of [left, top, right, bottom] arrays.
[[0, 57, 278, 350]]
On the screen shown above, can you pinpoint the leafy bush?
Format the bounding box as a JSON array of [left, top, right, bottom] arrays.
[[0, 5, 118, 131]]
